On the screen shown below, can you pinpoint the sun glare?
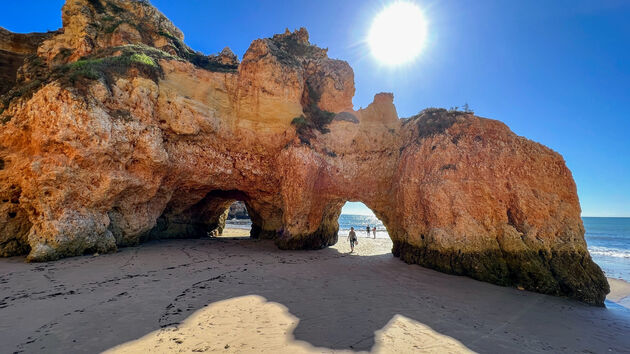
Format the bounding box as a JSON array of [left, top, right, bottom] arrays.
[[368, 2, 428, 66]]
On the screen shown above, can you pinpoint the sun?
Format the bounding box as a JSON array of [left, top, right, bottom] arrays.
[[368, 2, 428, 66]]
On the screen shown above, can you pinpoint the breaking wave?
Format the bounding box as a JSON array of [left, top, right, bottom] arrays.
[[588, 246, 630, 259]]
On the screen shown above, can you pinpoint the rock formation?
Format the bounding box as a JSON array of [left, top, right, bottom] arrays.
[[228, 201, 250, 220], [0, 0, 608, 305]]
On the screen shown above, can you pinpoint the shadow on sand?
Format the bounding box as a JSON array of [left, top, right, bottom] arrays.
[[1, 237, 629, 353]]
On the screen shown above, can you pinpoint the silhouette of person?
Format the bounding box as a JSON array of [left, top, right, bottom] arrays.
[[348, 227, 358, 253]]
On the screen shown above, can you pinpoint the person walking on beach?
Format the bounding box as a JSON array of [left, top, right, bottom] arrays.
[[372, 226, 377, 239], [366, 225, 371, 238], [348, 227, 358, 253]]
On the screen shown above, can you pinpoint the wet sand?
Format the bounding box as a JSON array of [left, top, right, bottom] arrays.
[[1, 229, 629, 353]]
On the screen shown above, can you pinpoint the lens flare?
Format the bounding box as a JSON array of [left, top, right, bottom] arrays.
[[368, 2, 428, 66]]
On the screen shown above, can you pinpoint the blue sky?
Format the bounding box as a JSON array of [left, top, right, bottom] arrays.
[[2, 0, 629, 217]]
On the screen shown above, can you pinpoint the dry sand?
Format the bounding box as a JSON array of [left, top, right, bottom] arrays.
[[219, 228, 252, 237], [1, 229, 629, 353]]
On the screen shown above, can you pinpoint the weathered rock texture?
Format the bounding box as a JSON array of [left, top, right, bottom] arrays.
[[0, 0, 608, 305], [0, 28, 58, 96], [228, 201, 250, 220]]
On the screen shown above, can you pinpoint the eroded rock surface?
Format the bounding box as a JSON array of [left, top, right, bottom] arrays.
[[0, 0, 608, 305], [228, 201, 249, 220]]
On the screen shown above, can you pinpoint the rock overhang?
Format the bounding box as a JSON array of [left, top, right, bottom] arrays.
[[0, 0, 609, 305]]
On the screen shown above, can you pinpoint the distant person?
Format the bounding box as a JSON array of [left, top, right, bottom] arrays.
[[348, 227, 358, 253], [372, 226, 377, 239], [366, 225, 371, 237]]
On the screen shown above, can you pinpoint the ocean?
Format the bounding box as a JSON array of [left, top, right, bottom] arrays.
[[583, 217, 630, 281], [226, 215, 630, 282]]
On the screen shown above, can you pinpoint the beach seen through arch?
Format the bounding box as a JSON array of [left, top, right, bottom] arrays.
[[338, 201, 389, 241]]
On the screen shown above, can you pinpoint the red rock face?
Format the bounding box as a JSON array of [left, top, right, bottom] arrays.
[[0, 0, 608, 305]]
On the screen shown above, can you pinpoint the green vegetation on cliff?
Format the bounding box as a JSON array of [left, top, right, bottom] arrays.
[[290, 81, 336, 145]]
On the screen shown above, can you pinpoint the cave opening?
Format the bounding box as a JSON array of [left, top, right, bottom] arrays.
[[193, 189, 256, 239], [338, 201, 389, 241], [222, 200, 252, 238], [146, 189, 259, 241]]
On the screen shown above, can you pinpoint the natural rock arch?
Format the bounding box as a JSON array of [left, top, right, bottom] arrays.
[[0, 0, 608, 305]]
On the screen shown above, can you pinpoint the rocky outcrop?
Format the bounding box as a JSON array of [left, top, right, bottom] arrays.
[[0, 0, 608, 305], [0, 27, 58, 96], [228, 201, 249, 220]]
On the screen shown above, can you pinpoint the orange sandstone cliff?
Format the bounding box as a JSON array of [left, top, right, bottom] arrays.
[[0, 0, 608, 305]]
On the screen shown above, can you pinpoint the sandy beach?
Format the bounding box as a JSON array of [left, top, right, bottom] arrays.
[[1, 229, 629, 353]]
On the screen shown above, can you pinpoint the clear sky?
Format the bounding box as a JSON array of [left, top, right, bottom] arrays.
[[2, 0, 628, 217]]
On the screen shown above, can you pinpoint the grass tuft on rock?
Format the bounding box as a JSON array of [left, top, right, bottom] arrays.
[[290, 80, 336, 146], [129, 53, 156, 66], [0, 45, 173, 116], [63, 45, 164, 86], [405, 107, 470, 140], [291, 115, 313, 145]]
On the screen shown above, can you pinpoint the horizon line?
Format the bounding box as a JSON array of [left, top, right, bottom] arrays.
[[340, 212, 630, 218]]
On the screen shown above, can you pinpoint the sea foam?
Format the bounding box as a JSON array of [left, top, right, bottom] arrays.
[[588, 246, 630, 259]]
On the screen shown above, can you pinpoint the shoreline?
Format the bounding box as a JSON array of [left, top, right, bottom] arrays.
[[1, 228, 629, 353], [607, 278, 630, 306]]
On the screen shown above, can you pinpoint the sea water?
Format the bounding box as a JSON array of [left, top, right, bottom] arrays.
[[583, 217, 630, 281], [226, 214, 388, 237], [226, 215, 630, 282]]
